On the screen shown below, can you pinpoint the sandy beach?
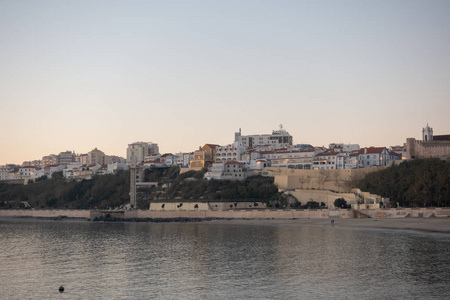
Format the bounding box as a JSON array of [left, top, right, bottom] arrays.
[[2, 215, 449, 234], [207, 218, 450, 234]]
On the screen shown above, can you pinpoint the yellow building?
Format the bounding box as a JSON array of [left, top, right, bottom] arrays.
[[190, 144, 219, 168]]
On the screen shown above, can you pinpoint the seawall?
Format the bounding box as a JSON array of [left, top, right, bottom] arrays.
[[0, 209, 90, 219], [1, 208, 448, 220]]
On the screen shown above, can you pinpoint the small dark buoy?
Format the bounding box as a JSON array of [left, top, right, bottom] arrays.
[[59, 286, 64, 293]]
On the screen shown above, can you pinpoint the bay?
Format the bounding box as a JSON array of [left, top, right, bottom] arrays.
[[0, 218, 449, 299]]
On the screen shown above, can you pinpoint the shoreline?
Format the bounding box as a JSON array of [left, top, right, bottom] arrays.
[[2, 215, 449, 234], [204, 218, 450, 234]]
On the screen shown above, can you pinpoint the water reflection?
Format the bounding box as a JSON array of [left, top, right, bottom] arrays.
[[0, 219, 449, 299]]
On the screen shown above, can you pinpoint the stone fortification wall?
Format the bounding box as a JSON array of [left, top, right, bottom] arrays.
[[284, 190, 358, 208], [129, 208, 354, 219], [0, 209, 91, 219], [406, 138, 450, 159], [150, 202, 210, 211], [149, 201, 266, 211], [268, 167, 381, 192], [3, 208, 447, 220], [360, 208, 450, 218]]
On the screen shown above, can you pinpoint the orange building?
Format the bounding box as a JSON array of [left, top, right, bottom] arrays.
[[190, 144, 219, 168]]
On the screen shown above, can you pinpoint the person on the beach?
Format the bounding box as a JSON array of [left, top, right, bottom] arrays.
[[331, 219, 334, 227]]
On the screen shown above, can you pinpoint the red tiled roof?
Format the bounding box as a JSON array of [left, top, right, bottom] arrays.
[[205, 144, 220, 148], [358, 147, 387, 154]]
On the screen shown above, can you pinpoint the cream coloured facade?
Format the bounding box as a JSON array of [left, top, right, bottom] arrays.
[[261, 149, 316, 169], [127, 142, 160, 165], [215, 141, 245, 162], [88, 148, 105, 165], [58, 151, 75, 166], [235, 126, 293, 149]]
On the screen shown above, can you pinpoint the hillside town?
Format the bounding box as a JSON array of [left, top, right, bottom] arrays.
[[1, 124, 449, 183]]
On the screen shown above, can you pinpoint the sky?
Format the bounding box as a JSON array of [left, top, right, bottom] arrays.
[[1, 0, 449, 165]]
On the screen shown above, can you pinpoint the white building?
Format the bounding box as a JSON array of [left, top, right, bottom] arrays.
[[78, 164, 101, 180], [329, 143, 360, 153], [63, 162, 82, 179], [205, 162, 225, 180], [104, 155, 125, 164], [205, 161, 253, 181], [174, 152, 194, 167], [249, 159, 271, 170], [18, 166, 45, 179], [18, 166, 37, 179], [58, 151, 75, 166], [127, 142, 160, 165], [163, 154, 180, 166], [76, 154, 88, 165], [344, 151, 359, 169], [357, 147, 390, 168], [22, 160, 42, 168], [42, 154, 58, 167], [312, 152, 340, 170], [261, 149, 316, 169], [87, 148, 105, 165], [215, 141, 246, 163], [141, 160, 164, 168], [0, 165, 15, 181], [107, 162, 128, 174], [44, 164, 65, 177], [235, 126, 293, 150], [222, 161, 253, 180]]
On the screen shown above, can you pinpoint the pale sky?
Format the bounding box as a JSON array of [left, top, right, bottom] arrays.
[[1, 0, 449, 165]]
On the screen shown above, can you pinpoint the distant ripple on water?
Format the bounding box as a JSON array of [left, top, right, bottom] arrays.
[[0, 219, 449, 300]]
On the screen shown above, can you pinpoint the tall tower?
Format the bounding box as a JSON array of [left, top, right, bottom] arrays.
[[422, 123, 433, 142], [234, 128, 241, 142]]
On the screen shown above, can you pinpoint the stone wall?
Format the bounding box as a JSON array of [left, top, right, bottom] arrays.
[[269, 167, 382, 191], [359, 208, 450, 218], [0, 209, 91, 219], [406, 138, 450, 159], [149, 201, 266, 211], [284, 190, 359, 208], [131, 208, 354, 219], [2, 207, 447, 220]]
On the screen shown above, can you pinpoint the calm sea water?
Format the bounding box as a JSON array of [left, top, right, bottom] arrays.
[[0, 219, 449, 300]]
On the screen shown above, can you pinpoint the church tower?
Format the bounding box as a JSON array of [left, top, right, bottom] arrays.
[[422, 123, 433, 142]]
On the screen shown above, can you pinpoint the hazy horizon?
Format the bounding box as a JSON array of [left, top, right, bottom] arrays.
[[1, 0, 449, 165]]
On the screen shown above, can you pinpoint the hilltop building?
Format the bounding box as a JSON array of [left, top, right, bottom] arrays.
[[406, 124, 450, 160], [234, 125, 293, 150], [58, 151, 76, 166], [127, 142, 160, 165], [191, 144, 219, 168], [88, 148, 105, 165], [357, 147, 390, 168], [215, 141, 246, 163]]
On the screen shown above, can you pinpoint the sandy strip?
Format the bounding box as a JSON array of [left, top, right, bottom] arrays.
[[2, 216, 449, 234], [206, 218, 450, 234]]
